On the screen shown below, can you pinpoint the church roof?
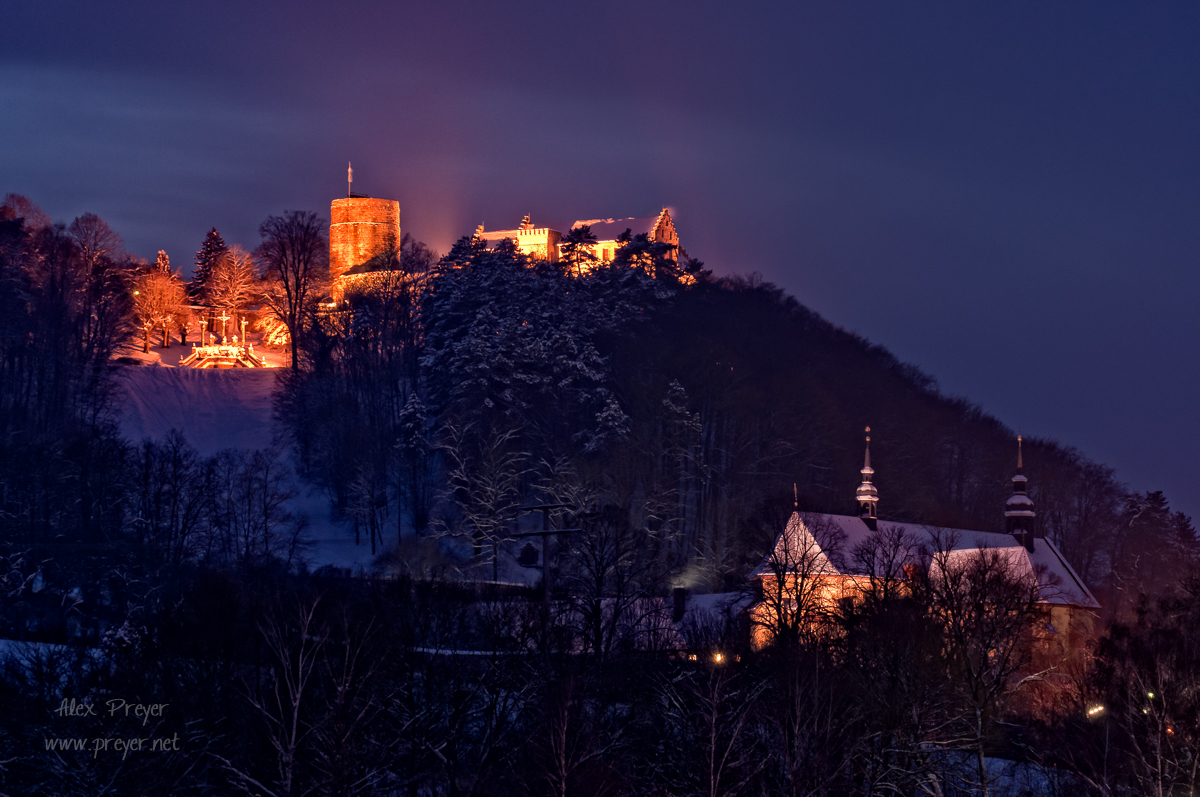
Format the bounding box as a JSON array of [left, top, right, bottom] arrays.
[[570, 214, 662, 241], [752, 512, 1099, 609]]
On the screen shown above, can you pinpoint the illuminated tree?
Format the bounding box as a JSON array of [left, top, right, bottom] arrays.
[[205, 244, 258, 329], [132, 269, 186, 350]]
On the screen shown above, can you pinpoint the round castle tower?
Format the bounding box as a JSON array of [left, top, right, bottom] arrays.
[[329, 196, 401, 282]]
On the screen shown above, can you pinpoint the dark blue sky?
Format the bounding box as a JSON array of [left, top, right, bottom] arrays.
[[3, 1, 1198, 517]]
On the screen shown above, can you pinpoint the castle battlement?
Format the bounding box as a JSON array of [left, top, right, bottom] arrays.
[[327, 194, 684, 293]]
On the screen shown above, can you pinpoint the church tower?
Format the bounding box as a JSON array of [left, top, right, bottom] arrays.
[[1005, 435, 1037, 551], [856, 427, 879, 530]]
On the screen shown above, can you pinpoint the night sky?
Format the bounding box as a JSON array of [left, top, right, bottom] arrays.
[[3, 2, 1198, 518]]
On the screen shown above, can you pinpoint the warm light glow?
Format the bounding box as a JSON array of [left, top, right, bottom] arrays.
[[1087, 705, 1105, 716], [1148, 692, 1156, 698], [712, 652, 724, 664]]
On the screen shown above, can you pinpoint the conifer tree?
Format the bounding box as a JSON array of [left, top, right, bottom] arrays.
[[560, 224, 599, 277], [191, 227, 227, 301]]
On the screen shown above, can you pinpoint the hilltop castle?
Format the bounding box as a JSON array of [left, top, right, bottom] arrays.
[[327, 193, 685, 296]]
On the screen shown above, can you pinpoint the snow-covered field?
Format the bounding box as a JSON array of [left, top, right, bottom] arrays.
[[118, 366, 278, 455], [117, 364, 384, 571]]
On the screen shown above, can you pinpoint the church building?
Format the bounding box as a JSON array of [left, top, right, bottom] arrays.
[[751, 431, 1099, 671]]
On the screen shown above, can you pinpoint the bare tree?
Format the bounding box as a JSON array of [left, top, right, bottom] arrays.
[[438, 423, 531, 580], [750, 513, 844, 650], [1081, 579, 1200, 796], [532, 670, 631, 797], [659, 664, 767, 797], [258, 211, 329, 369], [921, 531, 1045, 796], [68, 212, 124, 269], [220, 598, 328, 797], [850, 522, 922, 604], [1, 192, 51, 228], [208, 448, 302, 566]]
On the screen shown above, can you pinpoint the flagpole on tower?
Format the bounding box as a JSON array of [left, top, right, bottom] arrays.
[[348, 162, 353, 198]]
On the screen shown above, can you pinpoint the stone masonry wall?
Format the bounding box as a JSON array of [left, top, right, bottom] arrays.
[[329, 197, 401, 281]]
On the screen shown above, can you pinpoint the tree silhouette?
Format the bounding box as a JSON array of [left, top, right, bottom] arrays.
[[559, 225, 598, 277], [258, 211, 329, 369]]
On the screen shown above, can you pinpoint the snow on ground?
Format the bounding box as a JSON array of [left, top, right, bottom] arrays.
[[118, 366, 278, 455], [116, 363, 382, 571], [115, 358, 562, 584], [119, 331, 291, 369]]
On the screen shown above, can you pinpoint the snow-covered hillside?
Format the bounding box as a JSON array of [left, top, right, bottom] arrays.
[[114, 364, 542, 582], [116, 365, 385, 571], [118, 366, 278, 454]]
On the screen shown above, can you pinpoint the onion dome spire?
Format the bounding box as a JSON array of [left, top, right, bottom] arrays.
[[856, 427, 879, 530], [1005, 435, 1036, 551]]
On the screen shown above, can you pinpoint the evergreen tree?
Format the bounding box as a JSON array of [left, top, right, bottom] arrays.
[[395, 392, 433, 538], [191, 227, 227, 301], [611, 231, 680, 281], [559, 224, 598, 277]]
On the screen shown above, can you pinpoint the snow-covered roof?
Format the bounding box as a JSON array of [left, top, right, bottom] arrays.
[[753, 512, 1099, 609], [570, 214, 661, 241]]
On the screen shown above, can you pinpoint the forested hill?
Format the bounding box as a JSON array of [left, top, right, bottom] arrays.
[[283, 236, 1196, 606], [7, 197, 1200, 794], [0, 193, 1189, 611]]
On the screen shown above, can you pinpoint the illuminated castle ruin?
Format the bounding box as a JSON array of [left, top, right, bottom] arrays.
[[327, 189, 685, 292], [329, 195, 402, 300], [475, 208, 683, 268]]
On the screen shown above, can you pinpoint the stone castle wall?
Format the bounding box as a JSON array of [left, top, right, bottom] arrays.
[[329, 197, 401, 281]]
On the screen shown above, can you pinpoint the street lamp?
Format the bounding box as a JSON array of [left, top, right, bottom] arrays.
[[1087, 705, 1109, 786]]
